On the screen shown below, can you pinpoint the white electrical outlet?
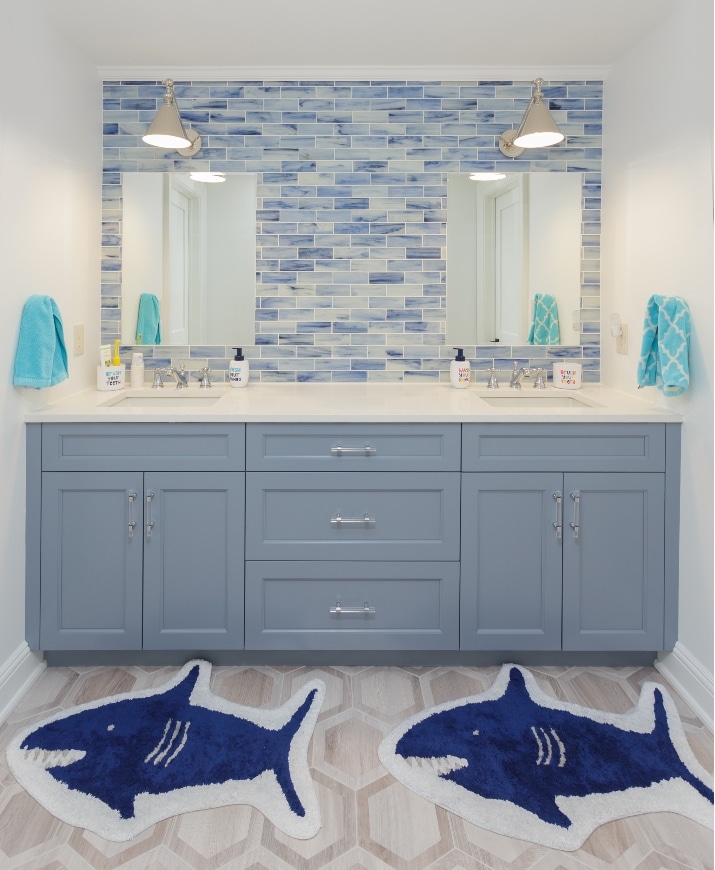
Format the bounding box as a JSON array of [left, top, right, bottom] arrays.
[[616, 323, 628, 354], [73, 324, 85, 356]]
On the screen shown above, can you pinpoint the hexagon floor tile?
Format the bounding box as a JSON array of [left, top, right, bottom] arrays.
[[0, 664, 711, 869]]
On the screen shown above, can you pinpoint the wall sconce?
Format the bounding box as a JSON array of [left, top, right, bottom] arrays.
[[499, 78, 565, 158], [142, 78, 201, 157]]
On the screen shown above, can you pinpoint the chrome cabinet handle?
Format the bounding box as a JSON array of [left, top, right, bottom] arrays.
[[330, 445, 377, 456], [569, 491, 580, 539], [552, 490, 562, 539], [331, 513, 375, 526], [330, 602, 376, 615], [128, 491, 137, 539], [146, 490, 155, 538]]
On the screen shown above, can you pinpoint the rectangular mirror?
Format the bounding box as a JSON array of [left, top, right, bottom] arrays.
[[120, 172, 257, 346], [446, 172, 585, 347]]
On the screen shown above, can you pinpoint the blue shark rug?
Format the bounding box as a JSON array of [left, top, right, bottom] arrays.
[[379, 665, 713, 851], [7, 661, 325, 842]]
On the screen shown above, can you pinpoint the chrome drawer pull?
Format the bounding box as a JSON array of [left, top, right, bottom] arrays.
[[331, 513, 375, 526], [553, 490, 562, 540], [146, 490, 155, 538], [128, 491, 137, 539], [569, 490, 580, 539], [330, 445, 377, 456], [330, 602, 376, 615]]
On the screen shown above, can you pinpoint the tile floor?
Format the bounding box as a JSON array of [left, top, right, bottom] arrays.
[[0, 663, 712, 869]]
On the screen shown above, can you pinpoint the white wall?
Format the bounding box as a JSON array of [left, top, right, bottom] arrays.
[[0, 1, 101, 718], [601, 0, 714, 720]]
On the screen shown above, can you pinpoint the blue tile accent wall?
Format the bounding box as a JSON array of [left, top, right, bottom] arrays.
[[101, 79, 602, 383]]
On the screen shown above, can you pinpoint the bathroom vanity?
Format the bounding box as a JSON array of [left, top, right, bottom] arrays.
[[24, 384, 681, 664]]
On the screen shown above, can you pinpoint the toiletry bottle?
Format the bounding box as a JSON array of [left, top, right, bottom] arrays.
[[130, 352, 144, 388], [450, 348, 470, 389], [229, 348, 249, 388]]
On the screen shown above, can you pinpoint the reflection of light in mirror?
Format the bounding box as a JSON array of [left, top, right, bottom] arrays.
[[189, 172, 226, 183], [469, 172, 506, 181]]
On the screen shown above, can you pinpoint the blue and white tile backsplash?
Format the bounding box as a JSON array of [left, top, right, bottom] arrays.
[[101, 79, 602, 383]]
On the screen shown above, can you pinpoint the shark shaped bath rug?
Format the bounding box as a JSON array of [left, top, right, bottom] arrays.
[[378, 665, 713, 851], [7, 661, 325, 842]]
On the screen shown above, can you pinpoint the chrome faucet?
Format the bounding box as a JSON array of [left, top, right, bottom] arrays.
[[167, 364, 189, 389], [151, 367, 165, 388], [509, 362, 530, 389], [486, 367, 499, 389], [193, 366, 212, 388]]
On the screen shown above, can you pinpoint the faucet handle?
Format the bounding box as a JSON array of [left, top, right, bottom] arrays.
[[152, 367, 165, 388], [533, 367, 547, 389], [486, 367, 499, 389], [193, 366, 212, 388]]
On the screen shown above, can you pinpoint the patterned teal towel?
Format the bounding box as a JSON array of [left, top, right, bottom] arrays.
[[13, 295, 69, 389], [637, 295, 690, 396], [526, 294, 560, 345], [135, 293, 162, 344]]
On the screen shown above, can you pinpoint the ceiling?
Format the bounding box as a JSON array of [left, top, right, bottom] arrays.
[[48, 0, 679, 75]]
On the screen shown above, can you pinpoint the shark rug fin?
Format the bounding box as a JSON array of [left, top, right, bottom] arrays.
[[7, 661, 326, 842]]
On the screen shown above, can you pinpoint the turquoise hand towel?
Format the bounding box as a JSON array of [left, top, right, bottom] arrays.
[[526, 293, 561, 345], [637, 295, 691, 396], [135, 293, 162, 345], [13, 295, 69, 389]]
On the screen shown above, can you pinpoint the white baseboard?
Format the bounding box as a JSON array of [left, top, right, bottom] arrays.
[[0, 643, 45, 725], [656, 643, 714, 733]]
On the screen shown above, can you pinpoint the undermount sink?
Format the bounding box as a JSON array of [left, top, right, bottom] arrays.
[[101, 390, 222, 408], [474, 390, 601, 408]]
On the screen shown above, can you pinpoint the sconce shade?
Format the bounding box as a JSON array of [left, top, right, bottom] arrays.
[[142, 79, 201, 156], [499, 78, 564, 158]]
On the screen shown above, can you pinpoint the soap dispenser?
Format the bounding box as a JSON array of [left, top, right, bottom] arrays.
[[450, 348, 470, 389], [229, 348, 249, 388]]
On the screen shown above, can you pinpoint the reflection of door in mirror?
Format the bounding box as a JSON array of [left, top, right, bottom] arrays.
[[488, 179, 527, 344], [168, 179, 205, 344]]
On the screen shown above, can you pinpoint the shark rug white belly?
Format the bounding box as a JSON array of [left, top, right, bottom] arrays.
[[7, 661, 325, 841], [379, 665, 713, 851]]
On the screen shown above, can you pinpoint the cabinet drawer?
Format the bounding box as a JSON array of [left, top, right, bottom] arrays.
[[246, 472, 460, 561], [42, 423, 245, 471], [462, 423, 665, 472], [245, 561, 459, 650], [246, 424, 460, 471]]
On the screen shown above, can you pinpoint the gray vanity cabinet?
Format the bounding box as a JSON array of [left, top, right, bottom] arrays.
[[461, 424, 676, 652], [29, 423, 245, 651], [244, 423, 462, 650]]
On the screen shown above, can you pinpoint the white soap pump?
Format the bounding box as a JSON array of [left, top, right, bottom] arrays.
[[450, 348, 470, 389], [229, 347, 249, 388]]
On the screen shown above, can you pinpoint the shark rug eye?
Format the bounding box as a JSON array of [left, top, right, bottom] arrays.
[[379, 664, 714, 851], [7, 661, 325, 842]]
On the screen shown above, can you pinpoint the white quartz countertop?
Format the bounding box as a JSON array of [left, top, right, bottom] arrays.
[[23, 383, 683, 424]]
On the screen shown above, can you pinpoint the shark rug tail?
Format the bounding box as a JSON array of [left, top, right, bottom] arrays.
[[648, 686, 714, 804], [268, 683, 325, 820]]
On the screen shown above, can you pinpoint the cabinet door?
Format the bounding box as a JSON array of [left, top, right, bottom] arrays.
[[143, 472, 245, 649], [562, 473, 665, 650], [461, 473, 563, 649], [40, 472, 143, 649]]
